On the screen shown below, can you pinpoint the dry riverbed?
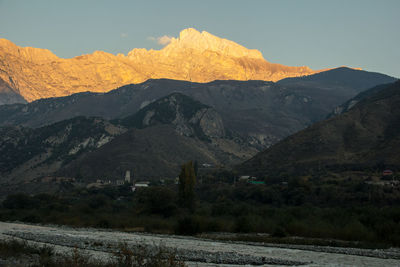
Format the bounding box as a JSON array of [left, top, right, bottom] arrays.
[[0, 221, 399, 266]]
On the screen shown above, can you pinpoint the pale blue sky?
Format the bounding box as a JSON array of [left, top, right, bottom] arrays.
[[0, 0, 399, 77]]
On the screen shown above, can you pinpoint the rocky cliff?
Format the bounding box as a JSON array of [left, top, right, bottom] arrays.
[[119, 92, 225, 140], [0, 28, 317, 102]]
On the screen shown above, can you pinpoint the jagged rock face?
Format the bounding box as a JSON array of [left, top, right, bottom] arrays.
[[120, 93, 225, 140], [127, 28, 315, 84], [194, 109, 225, 138], [0, 39, 147, 102], [0, 28, 317, 102]]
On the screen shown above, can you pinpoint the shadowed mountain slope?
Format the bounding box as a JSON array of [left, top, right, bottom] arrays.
[[237, 80, 400, 176], [0, 93, 256, 189], [277, 67, 396, 92], [60, 125, 226, 180], [330, 81, 396, 117], [0, 117, 126, 185], [118, 92, 225, 140], [0, 68, 395, 148], [60, 93, 256, 180], [0, 77, 27, 105]]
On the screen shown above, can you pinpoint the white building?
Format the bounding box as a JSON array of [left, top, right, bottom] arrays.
[[125, 170, 131, 183], [116, 180, 125, 186], [135, 181, 150, 187]]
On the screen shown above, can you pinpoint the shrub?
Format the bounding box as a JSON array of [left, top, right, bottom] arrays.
[[175, 216, 200, 235], [3, 193, 37, 209], [271, 226, 287, 238], [88, 195, 109, 209], [113, 243, 186, 267], [235, 216, 253, 233]]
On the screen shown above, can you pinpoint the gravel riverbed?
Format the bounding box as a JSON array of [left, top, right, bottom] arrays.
[[0, 222, 399, 266]]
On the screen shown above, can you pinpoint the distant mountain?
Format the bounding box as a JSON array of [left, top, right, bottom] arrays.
[[330, 81, 395, 117], [277, 67, 397, 119], [0, 68, 395, 148], [0, 28, 317, 103], [277, 67, 396, 92], [237, 80, 400, 176]]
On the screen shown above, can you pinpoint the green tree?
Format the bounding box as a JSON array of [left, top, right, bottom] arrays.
[[178, 161, 196, 211]]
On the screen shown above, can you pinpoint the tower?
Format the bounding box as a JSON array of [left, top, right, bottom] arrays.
[[125, 170, 131, 184]]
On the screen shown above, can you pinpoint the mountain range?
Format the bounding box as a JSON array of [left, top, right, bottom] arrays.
[[0, 28, 321, 104], [0, 67, 395, 149], [2, 77, 398, 194]]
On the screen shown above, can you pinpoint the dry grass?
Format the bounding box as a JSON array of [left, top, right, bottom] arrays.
[[0, 239, 186, 267]]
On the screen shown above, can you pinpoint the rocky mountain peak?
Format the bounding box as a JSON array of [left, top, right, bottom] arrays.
[[179, 28, 201, 39], [163, 28, 264, 59], [0, 38, 58, 62], [0, 31, 321, 104]]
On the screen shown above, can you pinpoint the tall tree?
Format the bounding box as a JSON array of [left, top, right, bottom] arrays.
[[178, 161, 196, 211]]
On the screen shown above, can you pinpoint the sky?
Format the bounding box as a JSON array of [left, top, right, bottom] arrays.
[[0, 0, 399, 78]]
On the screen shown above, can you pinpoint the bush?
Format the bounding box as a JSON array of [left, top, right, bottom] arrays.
[[137, 187, 177, 217], [113, 243, 185, 267], [96, 219, 111, 228], [175, 216, 200, 235], [235, 216, 253, 233], [22, 214, 42, 223], [272, 226, 287, 238], [88, 195, 109, 209], [3, 193, 37, 209], [0, 239, 41, 257]]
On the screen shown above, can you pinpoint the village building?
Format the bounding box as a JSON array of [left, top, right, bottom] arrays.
[[135, 181, 150, 187], [202, 163, 213, 168], [239, 175, 250, 181], [116, 180, 125, 186], [383, 169, 394, 176], [249, 180, 265, 185]]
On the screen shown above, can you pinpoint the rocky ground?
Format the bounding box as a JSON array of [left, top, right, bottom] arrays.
[[0, 221, 399, 266]]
